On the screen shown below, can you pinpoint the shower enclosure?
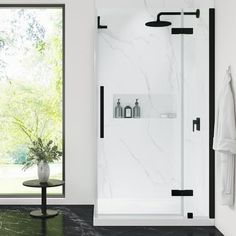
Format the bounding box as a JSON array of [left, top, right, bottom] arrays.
[[95, 3, 215, 225]]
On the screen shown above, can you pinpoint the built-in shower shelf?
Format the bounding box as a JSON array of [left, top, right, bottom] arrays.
[[113, 94, 177, 119]]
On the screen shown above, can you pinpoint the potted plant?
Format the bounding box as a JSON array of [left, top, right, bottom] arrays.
[[23, 138, 62, 182], [13, 117, 62, 183]]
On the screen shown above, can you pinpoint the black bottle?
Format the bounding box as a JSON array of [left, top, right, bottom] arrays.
[[124, 105, 132, 118]]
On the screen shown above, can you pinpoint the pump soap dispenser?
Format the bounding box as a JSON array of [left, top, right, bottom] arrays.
[[133, 99, 141, 118], [115, 99, 123, 118]]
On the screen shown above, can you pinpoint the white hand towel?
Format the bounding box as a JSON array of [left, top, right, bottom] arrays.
[[213, 71, 236, 206]]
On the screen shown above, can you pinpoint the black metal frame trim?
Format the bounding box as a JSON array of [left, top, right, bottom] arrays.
[[209, 8, 215, 219], [0, 4, 65, 198]]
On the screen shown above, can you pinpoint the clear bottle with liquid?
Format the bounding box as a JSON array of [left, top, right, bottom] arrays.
[[133, 99, 141, 118], [115, 99, 123, 118]]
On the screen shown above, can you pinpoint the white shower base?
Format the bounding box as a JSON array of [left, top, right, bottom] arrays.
[[94, 199, 215, 226], [96, 199, 181, 215], [93, 214, 215, 226]]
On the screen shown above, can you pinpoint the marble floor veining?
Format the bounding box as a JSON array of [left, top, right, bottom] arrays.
[[0, 205, 223, 236]]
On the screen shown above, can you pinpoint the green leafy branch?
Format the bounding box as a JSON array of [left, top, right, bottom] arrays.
[[23, 138, 62, 170], [13, 116, 62, 170]]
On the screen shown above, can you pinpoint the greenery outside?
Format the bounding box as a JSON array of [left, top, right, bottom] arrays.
[[0, 8, 63, 195]]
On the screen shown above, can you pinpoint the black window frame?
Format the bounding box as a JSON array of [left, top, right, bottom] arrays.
[[0, 4, 65, 198]]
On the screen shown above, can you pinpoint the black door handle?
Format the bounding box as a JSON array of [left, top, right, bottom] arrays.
[[100, 86, 104, 138], [193, 117, 200, 132]]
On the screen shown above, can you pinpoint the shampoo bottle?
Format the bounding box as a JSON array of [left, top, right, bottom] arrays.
[[115, 99, 122, 118], [133, 99, 141, 118]]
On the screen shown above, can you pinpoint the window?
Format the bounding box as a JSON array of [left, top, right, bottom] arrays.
[[0, 5, 64, 196]]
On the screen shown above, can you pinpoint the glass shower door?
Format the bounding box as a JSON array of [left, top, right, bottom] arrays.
[[182, 8, 210, 218], [97, 8, 184, 215]]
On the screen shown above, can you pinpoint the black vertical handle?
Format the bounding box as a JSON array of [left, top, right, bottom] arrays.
[[193, 117, 200, 132], [100, 86, 104, 138]]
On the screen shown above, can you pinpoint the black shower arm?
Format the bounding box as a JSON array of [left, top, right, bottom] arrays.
[[157, 9, 200, 21]]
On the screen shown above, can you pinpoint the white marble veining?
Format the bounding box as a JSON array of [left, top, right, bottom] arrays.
[[96, 6, 210, 217]]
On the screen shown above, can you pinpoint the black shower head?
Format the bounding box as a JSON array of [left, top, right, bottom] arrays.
[[145, 20, 172, 27]]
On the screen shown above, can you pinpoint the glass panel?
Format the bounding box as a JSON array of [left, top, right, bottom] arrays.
[[97, 8, 183, 215], [0, 7, 64, 195], [183, 8, 209, 217]]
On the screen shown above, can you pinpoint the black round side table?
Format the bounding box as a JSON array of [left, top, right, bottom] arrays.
[[23, 179, 64, 218]]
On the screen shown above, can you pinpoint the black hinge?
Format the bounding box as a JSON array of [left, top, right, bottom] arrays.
[[172, 28, 193, 34], [97, 16, 108, 29], [172, 190, 193, 196]]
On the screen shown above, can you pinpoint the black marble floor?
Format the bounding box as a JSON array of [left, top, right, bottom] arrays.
[[0, 205, 223, 236]]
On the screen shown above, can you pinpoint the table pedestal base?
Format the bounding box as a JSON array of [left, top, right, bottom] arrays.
[[30, 209, 58, 218]]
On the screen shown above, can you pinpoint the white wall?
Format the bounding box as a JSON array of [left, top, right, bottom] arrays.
[[215, 0, 236, 235], [0, 0, 96, 205]]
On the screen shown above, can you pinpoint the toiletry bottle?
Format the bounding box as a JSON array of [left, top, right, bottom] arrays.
[[124, 105, 132, 118], [133, 99, 141, 118], [115, 99, 122, 118]]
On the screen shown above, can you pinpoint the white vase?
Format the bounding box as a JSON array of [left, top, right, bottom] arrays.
[[38, 160, 50, 183]]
